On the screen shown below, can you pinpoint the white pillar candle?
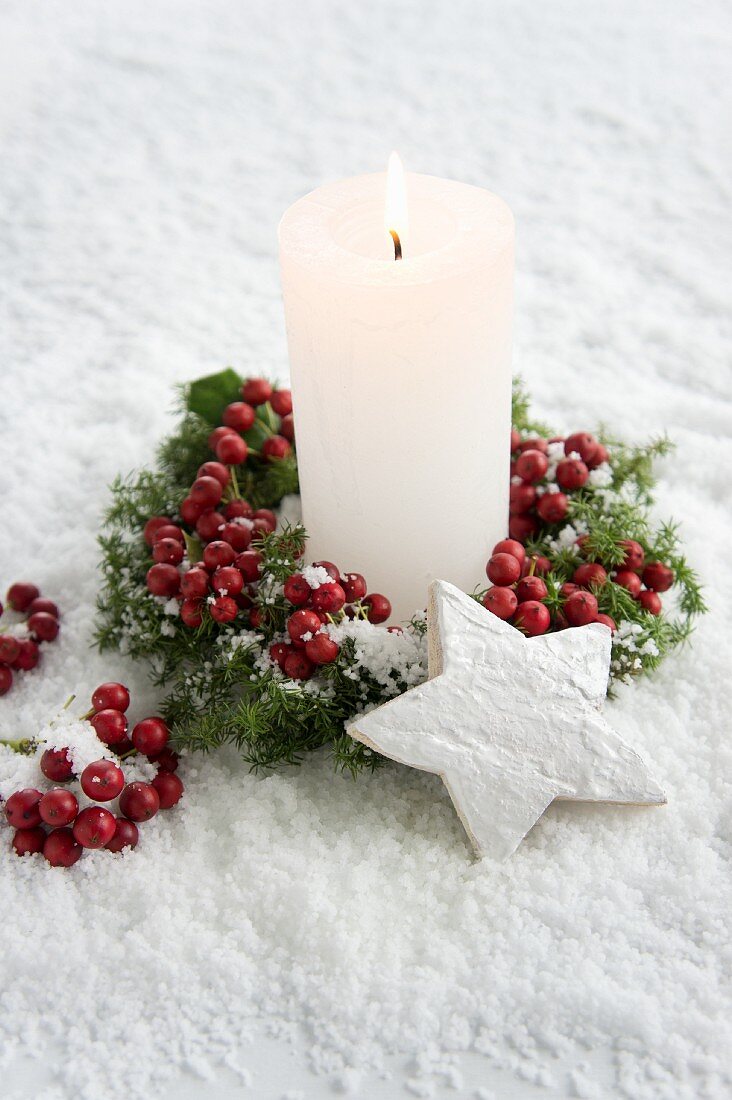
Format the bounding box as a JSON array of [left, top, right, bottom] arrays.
[[278, 161, 514, 623]]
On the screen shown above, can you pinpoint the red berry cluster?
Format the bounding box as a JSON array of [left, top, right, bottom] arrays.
[[483, 536, 674, 636], [144, 377, 296, 629], [271, 562, 392, 681], [4, 682, 183, 866], [145, 503, 277, 628], [509, 430, 609, 542], [570, 537, 673, 617], [0, 583, 61, 697]]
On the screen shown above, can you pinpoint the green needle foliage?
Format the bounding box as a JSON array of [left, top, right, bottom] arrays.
[[96, 370, 706, 772]]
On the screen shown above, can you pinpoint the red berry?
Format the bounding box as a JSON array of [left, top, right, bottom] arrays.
[[537, 492, 569, 524], [180, 497, 206, 526], [26, 611, 59, 643], [180, 598, 203, 629], [180, 568, 210, 599], [90, 708, 128, 745], [216, 434, 249, 465], [305, 634, 340, 665], [151, 772, 184, 809], [564, 591, 599, 626], [311, 582, 346, 614], [210, 596, 238, 623], [341, 572, 367, 602], [363, 593, 391, 624], [5, 788, 43, 828], [190, 475, 224, 508], [642, 562, 674, 593], [28, 597, 60, 618], [509, 482, 537, 515], [517, 437, 548, 455], [588, 443, 609, 468], [284, 574, 311, 606], [516, 576, 548, 603], [253, 508, 277, 532], [270, 389, 293, 416], [212, 566, 244, 597], [43, 828, 82, 867], [312, 560, 340, 582], [39, 788, 79, 826], [143, 517, 170, 547], [482, 586, 518, 620], [280, 414, 295, 442], [207, 425, 237, 451], [203, 540, 236, 571], [12, 826, 46, 857], [235, 550, 263, 582], [614, 570, 642, 598], [556, 459, 589, 491], [270, 642, 291, 670], [287, 608, 322, 643], [152, 537, 184, 566], [218, 522, 252, 552], [131, 717, 169, 756], [92, 683, 131, 715], [73, 806, 117, 849], [0, 666, 12, 695], [148, 747, 180, 772], [197, 461, 231, 488], [222, 401, 256, 432], [195, 510, 226, 542], [514, 600, 551, 636], [40, 747, 74, 782], [80, 760, 125, 802], [248, 607, 265, 630], [509, 514, 538, 542], [153, 526, 185, 546], [12, 638, 40, 671], [486, 553, 521, 586], [0, 635, 21, 664], [638, 590, 662, 615], [510, 428, 521, 452], [560, 582, 580, 600], [105, 818, 139, 852], [262, 435, 291, 461], [146, 563, 180, 598], [564, 432, 599, 464], [491, 539, 526, 566], [224, 499, 254, 520], [283, 651, 314, 680], [119, 782, 160, 822], [619, 539, 645, 572], [515, 448, 548, 483], [6, 583, 40, 612], [573, 563, 608, 588], [241, 377, 273, 406], [595, 613, 617, 632]]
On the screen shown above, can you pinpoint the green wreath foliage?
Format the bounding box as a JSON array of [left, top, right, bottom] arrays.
[[95, 370, 706, 773]]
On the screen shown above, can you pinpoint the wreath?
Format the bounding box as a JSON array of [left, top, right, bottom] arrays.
[[95, 369, 706, 773]]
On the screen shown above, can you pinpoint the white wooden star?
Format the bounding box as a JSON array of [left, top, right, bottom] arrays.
[[348, 580, 666, 860]]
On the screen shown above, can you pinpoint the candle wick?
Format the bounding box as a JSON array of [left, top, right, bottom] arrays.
[[389, 229, 402, 261]]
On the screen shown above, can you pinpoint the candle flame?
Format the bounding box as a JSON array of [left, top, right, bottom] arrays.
[[385, 152, 408, 250]]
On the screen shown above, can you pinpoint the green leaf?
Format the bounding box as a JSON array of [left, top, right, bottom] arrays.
[[187, 368, 242, 425], [183, 531, 204, 564]]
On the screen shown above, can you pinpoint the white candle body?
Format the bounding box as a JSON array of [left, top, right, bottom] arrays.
[[279, 172, 514, 623]]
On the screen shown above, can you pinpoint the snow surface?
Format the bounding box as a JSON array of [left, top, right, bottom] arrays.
[[1, 1, 731, 1098]]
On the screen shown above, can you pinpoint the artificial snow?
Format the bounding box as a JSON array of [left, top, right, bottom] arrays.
[[1, 1, 731, 1098]]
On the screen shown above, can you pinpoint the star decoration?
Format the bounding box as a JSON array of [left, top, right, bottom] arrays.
[[348, 580, 666, 860]]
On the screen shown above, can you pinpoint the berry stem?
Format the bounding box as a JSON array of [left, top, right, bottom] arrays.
[[63, 693, 76, 711], [0, 737, 35, 755]]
